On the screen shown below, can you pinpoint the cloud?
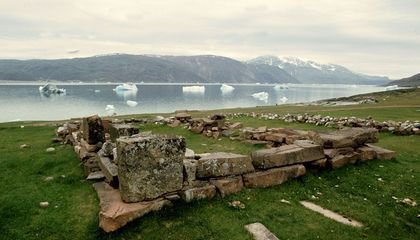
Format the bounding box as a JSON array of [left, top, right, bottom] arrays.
[[0, 0, 418, 78]]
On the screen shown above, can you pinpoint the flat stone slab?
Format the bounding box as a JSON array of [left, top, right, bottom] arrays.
[[366, 144, 396, 160], [196, 152, 255, 178], [320, 128, 378, 148], [181, 184, 217, 202], [87, 171, 105, 181], [329, 152, 360, 169], [93, 182, 171, 232], [245, 223, 279, 240], [97, 155, 118, 187], [251, 142, 324, 169], [300, 201, 363, 227], [243, 164, 306, 188], [117, 135, 185, 202]]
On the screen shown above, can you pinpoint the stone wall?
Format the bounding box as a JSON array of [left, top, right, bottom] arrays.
[[57, 114, 397, 233]]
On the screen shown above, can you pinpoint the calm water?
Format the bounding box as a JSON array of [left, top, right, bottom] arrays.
[[0, 83, 385, 122]]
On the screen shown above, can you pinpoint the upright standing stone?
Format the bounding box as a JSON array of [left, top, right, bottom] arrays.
[[82, 115, 105, 145], [117, 135, 186, 202]]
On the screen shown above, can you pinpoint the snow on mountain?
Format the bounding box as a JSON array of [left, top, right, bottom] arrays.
[[247, 55, 389, 85]]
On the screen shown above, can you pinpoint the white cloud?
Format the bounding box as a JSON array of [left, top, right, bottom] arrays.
[[0, 0, 418, 78]]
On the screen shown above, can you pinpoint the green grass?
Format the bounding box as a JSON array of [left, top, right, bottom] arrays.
[[1, 89, 419, 239]]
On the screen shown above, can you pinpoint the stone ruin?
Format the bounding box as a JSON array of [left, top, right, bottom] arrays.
[[56, 114, 397, 233]]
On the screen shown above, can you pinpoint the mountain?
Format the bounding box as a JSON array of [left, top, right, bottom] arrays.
[[0, 54, 298, 84], [248, 55, 390, 85], [386, 73, 420, 87]]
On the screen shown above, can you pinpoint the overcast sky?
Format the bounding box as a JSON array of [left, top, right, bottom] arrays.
[[1, 0, 419, 79]]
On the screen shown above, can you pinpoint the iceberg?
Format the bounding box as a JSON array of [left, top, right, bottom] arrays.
[[385, 85, 399, 91], [38, 84, 66, 96], [182, 85, 205, 94], [279, 96, 288, 103], [252, 92, 269, 102], [273, 84, 289, 90], [114, 83, 138, 92], [220, 84, 235, 94], [126, 100, 138, 107]]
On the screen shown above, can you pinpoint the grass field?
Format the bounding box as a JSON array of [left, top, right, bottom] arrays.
[[0, 89, 419, 239]]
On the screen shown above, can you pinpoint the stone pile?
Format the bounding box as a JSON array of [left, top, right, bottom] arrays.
[[225, 112, 420, 136], [57, 115, 397, 233]]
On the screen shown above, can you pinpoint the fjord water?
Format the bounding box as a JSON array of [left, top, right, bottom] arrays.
[[0, 83, 385, 122]]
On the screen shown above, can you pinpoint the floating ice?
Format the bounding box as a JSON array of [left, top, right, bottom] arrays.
[[94, 89, 101, 93], [385, 85, 399, 91], [105, 105, 116, 115], [252, 92, 269, 102], [114, 83, 138, 92], [38, 84, 66, 96], [126, 100, 138, 107], [279, 96, 288, 103], [274, 84, 289, 90], [182, 85, 205, 94], [220, 84, 235, 94]]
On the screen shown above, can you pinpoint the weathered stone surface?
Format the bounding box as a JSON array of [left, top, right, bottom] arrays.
[[109, 124, 139, 142], [183, 159, 197, 185], [251, 142, 324, 169], [264, 133, 286, 143], [117, 135, 186, 202], [84, 157, 100, 176], [82, 115, 105, 145], [324, 147, 355, 159], [366, 144, 396, 160], [185, 148, 195, 159], [329, 152, 360, 169], [357, 146, 377, 161], [97, 154, 119, 187], [196, 152, 255, 178], [320, 128, 378, 148], [87, 171, 105, 181], [181, 184, 217, 202], [175, 112, 192, 121], [245, 222, 279, 240], [210, 176, 243, 197], [80, 138, 100, 152], [229, 122, 243, 129], [308, 158, 328, 170], [93, 182, 171, 232], [243, 164, 306, 188], [101, 141, 114, 157]]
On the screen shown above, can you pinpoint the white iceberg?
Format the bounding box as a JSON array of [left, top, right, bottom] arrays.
[[273, 84, 289, 90], [385, 85, 399, 91], [279, 96, 288, 103], [94, 89, 101, 93], [105, 105, 116, 115], [252, 92, 269, 102], [182, 85, 205, 94], [220, 84, 235, 94], [114, 83, 138, 92], [126, 100, 138, 107], [38, 84, 66, 96]]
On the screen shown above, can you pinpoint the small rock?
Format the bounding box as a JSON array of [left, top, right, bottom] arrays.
[[20, 144, 30, 149], [229, 200, 245, 209], [46, 147, 55, 152], [280, 199, 291, 204], [20, 125, 25, 128], [400, 198, 417, 207], [377, 178, 384, 182], [44, 176, 54, 181], [39, 202, 49, 208]]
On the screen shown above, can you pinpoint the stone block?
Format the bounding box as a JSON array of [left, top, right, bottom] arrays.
[[181, 184, 217, 202], [251, 142, 324, 169], [82, 115, 105, 145], [328, 152, 360, 169], [183, 159, 197, 185], [196, 152, 254, 178], [320, 128, 378, 148], [80, 138, 100, 152], [93, 182, 171, 233], [324, 147, 355, 159], [210, 176, 243, 197], [243, 164, 306, 188], [97, 154, 119, 187], [117, 135, 185, 202], [109, 124, 139, 142], [83, 157, 100, 176], [357, 146, 377, 161], [264, 133, 287, 143], [366, 144, 396, 160]]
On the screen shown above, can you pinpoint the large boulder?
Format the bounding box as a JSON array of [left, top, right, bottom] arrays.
[[251, 141, 324, 169], [117, 135, 185, 202], [82, 115, 105, 145], [196, 152, 254, 178]]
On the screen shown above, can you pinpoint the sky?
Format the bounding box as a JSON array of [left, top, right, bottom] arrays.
[[0, 0, 419, 79]]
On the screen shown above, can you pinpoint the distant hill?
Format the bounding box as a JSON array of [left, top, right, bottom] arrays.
[[248, 55, 390, 85], [0, 53, 389, 85], [386, 73, 420, 87], [0, 54, 298, 84]]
